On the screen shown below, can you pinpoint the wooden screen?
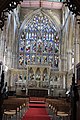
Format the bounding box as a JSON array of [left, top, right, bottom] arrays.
[[28, 89, 48, 97]]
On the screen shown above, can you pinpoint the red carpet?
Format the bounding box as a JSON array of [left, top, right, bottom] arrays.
[[22, 107, 51, 120], [29, 101, 45, 104], [24, 108, 49, 115], [22, 116, 51, 120], [22, 98, 51, 120], [28, 103, 47, 108]]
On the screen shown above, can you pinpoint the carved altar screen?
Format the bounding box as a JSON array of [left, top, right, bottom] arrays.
[[19, 12, 59, 69]]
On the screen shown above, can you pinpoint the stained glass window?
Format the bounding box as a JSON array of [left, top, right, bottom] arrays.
[[19, 13, 60, 69]]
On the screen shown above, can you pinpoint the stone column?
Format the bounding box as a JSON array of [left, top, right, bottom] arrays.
[[60, 35, 67, 71], [22, 71, 24, 81], [74, 20, 80, 82], [7, 47, 12, 68], [26, 67, 28, 88], [12, 55, 15, 68], [61, 56, 67, 71], [58, 57, 61, 71], [75, 24, 80, 65], [67, 49, 72, 70], [10, 71, 13, 87], [48, 68, 51, 96], [63, 74, 66, 89], [0, 32, 4, 62], [67, 19, 73, 71], [40, 68, 44, 87]]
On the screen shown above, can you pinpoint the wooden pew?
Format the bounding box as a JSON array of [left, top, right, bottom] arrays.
[[46, 98, 70, 113], [3, 97, 29, 120]]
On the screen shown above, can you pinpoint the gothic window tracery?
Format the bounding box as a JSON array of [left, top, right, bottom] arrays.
[[19, 12, 60, 69]]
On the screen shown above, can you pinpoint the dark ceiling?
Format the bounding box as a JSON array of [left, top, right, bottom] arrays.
[[0, 0, 80, 13], [0, 0, 80, 30], [0, 0, 11, 12], [0, 0, 23, 30], [75, 0, 80, 12]]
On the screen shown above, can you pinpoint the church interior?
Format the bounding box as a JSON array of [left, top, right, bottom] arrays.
[[0, 0, 80, 120]]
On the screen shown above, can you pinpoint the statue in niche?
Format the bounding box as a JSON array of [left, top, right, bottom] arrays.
[[24, 76, 26, 80], [19, 75, 22, 80], [28, 68, 34, 81], [43, 69, 48, 81], [36, 68, 41, 81], [54, 76, 57, 82]]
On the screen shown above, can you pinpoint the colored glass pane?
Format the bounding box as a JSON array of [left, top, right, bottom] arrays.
[[19, 12, 60, 69]]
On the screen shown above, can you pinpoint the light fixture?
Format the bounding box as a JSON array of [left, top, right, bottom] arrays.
[[0, 0, 23, 30]]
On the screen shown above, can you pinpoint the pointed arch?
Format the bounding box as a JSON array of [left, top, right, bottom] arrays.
[[18, 8, 60, 70], [19, 8, 60, 35]]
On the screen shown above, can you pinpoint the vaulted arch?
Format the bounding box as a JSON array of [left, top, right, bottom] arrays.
[[19, 8, 60, 34], [18, 8, 60, 70]]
